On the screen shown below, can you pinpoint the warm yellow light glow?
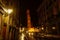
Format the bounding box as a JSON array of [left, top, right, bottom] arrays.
[[22, 28, 25, 31], [52, 27, 56, 29], [4, 16, 9, 23], [7, 9, 13, 14], [42, 27, 44, 30], [31, 33, 34, 35], [4, 8, 13, 14], [34, 28, 39, 32], [4, 8, 7, 13], [28, 33, 31, 36], [28, 28, 35, 32], [21, 33, 25, 40], [28, 33, 34, 36], [19, 28, 25, 32]]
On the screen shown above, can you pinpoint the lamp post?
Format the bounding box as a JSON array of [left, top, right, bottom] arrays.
[[7, 9, 13, 40], [4, 8, 13, 40], [5, 9, 13, 26]]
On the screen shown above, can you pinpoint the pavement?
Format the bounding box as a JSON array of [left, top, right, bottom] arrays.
[[19, 32, 60, 40]]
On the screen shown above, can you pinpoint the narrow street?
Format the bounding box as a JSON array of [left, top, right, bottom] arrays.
[[18, 32, 60, 40]]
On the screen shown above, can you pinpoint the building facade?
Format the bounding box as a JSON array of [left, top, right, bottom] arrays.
[[37, 0, 60, 34]]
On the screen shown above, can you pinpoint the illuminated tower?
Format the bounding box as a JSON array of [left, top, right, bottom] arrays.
[[26, 9, 32, 29]]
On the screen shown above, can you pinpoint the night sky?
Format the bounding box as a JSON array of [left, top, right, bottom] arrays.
[[0, 0, 43, 27], [20, 0, 43, 27]]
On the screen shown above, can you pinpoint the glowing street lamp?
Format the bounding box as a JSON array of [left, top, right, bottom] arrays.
[[3, 8, 13, 24], [52, 27, 56, 30], [7, 9, 13, 14], [41, 25, 44, 30], [4, 8, 13, 14], [3, 8, 13, 27], [0, 1, 13, 39], [41, 27, 44, 30], [3, 8, 13, 40]]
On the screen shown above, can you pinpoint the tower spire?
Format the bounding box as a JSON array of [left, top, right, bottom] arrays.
[[26, 9, 32, 29]]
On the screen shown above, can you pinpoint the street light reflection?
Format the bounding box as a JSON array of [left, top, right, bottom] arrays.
[[28, 32, 34, 36], [28, 28, 35, 32], [21, 33, 25, 40]]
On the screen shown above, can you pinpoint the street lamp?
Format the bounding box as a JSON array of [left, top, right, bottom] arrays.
[[3, 8, 13, 25], [4, 8, 13, 14], [7, 9, 13, 14], [41, 27, 44, 30], [0, 1, 13, 39], [3, 8, 13, 23], [52, 27, 56, 30], [4, 8, 13, 40]]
